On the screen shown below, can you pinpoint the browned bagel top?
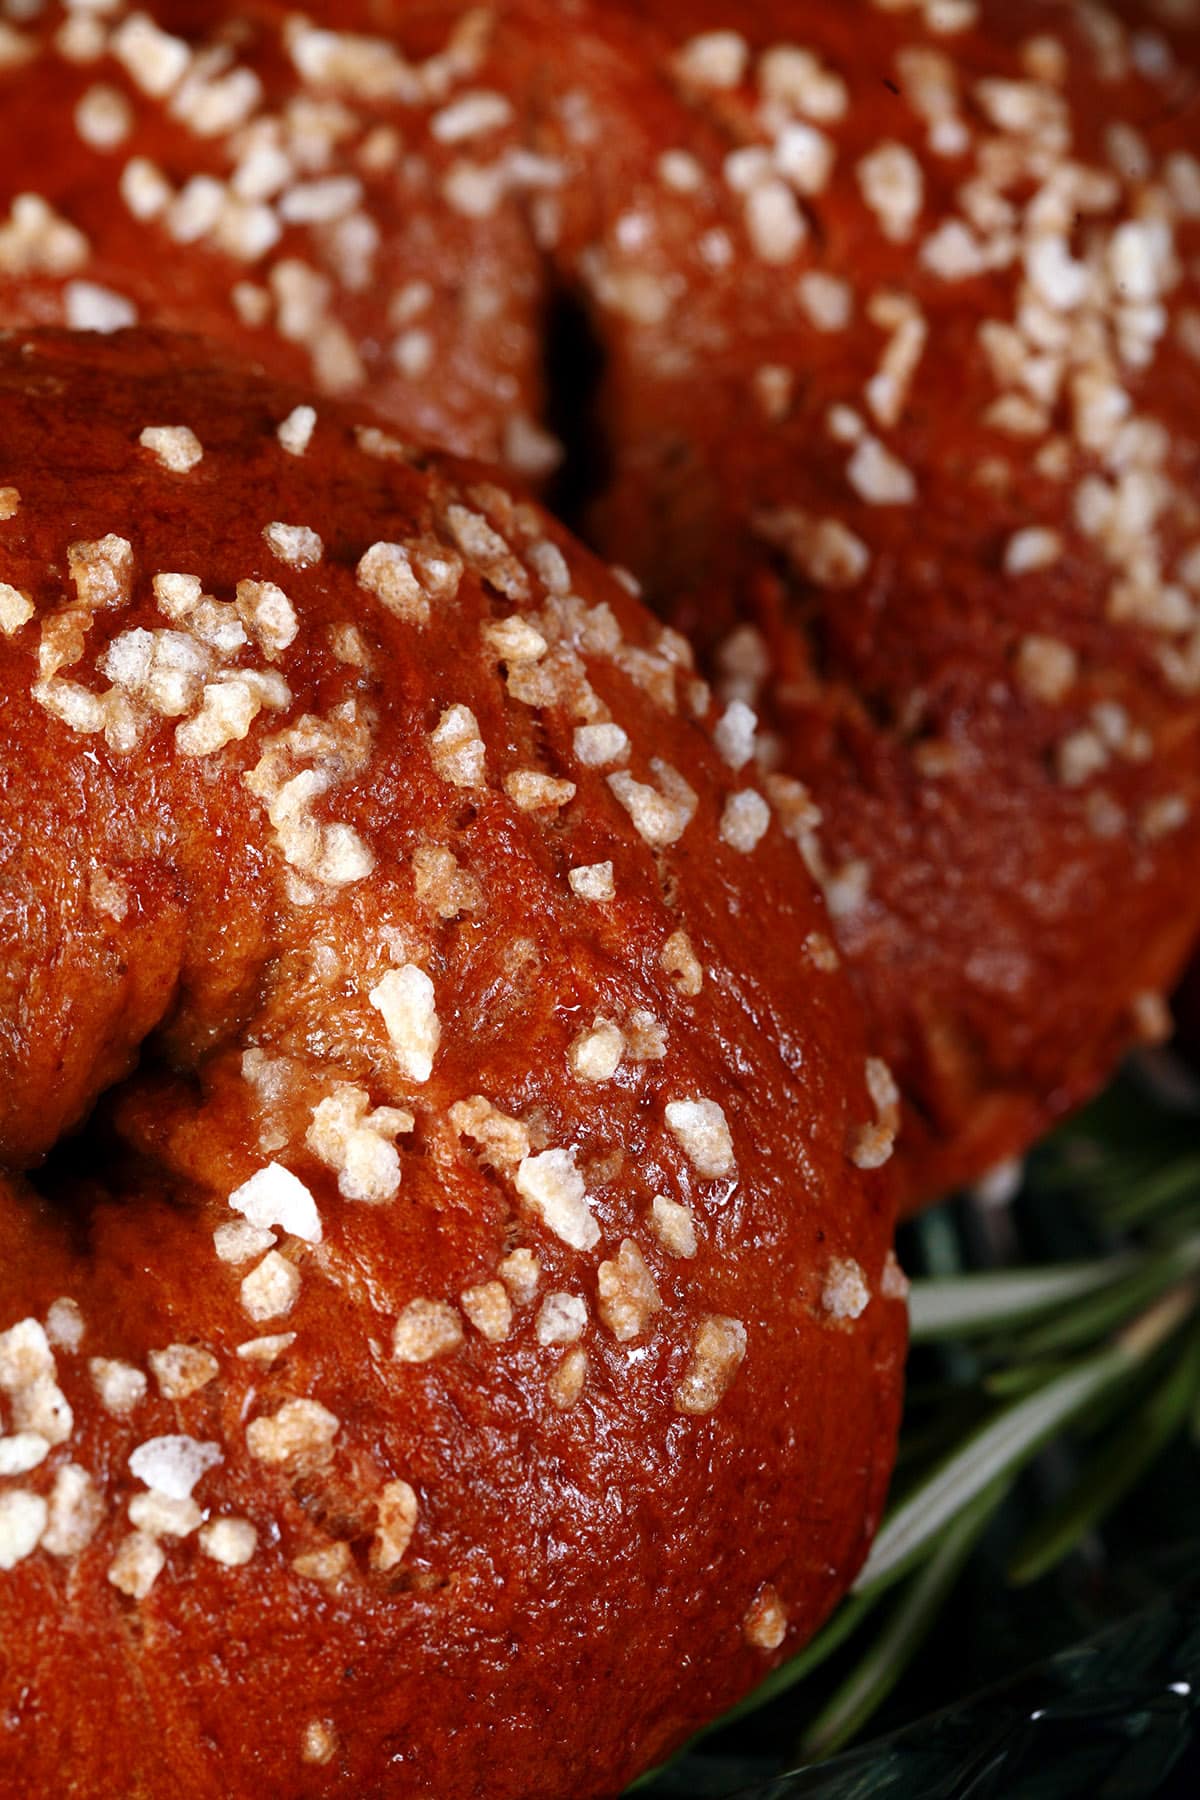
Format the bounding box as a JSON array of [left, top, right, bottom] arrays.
[[538, 0, 1200, 1197], [0, 326, 903, 1800], [3, 0, 1198, 1202]]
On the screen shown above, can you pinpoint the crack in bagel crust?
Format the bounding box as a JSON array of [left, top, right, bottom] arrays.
[[1, 0, 1198, 1210], [0, 330, 903, 1800]]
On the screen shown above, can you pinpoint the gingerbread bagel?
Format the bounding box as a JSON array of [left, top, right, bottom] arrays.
[[0, 328, 904, 1800], [536, 0, 1200, 1201], [2, 1, 1199, 1206]]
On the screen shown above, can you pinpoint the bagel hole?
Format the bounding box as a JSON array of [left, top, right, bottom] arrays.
[[21, 1039, 185, 1230], [541, 287, 611, 532], [27, 1121, 118, 1200], [19, 1107, 131, 1255]]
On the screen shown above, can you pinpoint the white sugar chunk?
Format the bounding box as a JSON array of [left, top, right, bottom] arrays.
[[307, 1085, 409, 1203], [677, 30, 748, 90], [357, 541, 428, 624], [535, 1292, 587, 1346], [568, 861, 615, 901], [246, 1398, 339, 1465], [1004, 527, 1063, 576], [498, 1248, 541, 1306], [175, 677, 261, 757], [798, 271, 853, 331], [199, 1517, 258, 1565], [596, 1239, 662, 1342], [235, 1333, 296, 1366], [235, 580, 298, 658], [847, 436, 917, 505], [857, 142, 924, 242], [430, 702, 486, 787], [41, 1464, 102, 1557], [548, 1345, 588, 1409], [120, 156, 173, 221], [746, 179, 807, 264], [128, 1492, 202, 1538], [240, 1251, 301, 1322], [650, 1195, 697, 1258], [0, 1433, 50, 1476], [262, 521, 323, 567], [714, 700, 757, 769], [0, 1491, 48, 1570], [822, 1256, 871, 1320], [759, 46, 848, 120], [661, 929, 703, 995], [775, 121, 835, 195], [719, 789, 771, 851], [107, 1531, 165, 1598], [0, 582, 33, 634], [45, 1297, 84, 1351], [665, 1099, 736, 1178], [674, 1315, 747, 1415], [0, 1318, 72, 1443], [504, 771, 577, 812], [0, 1318, 53, 1389], [213, 1220, 276, 1263], [569, 1018, 625, 1082], [369, 964, 440, 1082], [573, 722, 629, 767], [460, 1281, 512, 1342], [111, 13, 190, 98], [392, 1299, 464, 1363], [431, 88, 514, 143], [129, 1433, 222, 1499], [139, 425, 203, 473], [229, 1163, 322, 1244], [75, 83, 133, 151], [515, 1148, 600, 1250], [89, 1357, 147, 1415], [148, 1344, 219, 1400], [607, 764, 697, 846], [744, 1585, 788, 1651], [32, 679, 105, 734], [504, 413, 563, 477], [64, 280, 137, 331], [277, 405, 316, 456], [372, 1479, 419, 1571], [528, 539, 571, 594], [483, 615, 548, 661]]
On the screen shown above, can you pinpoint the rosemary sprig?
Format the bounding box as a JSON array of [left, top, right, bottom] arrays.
[[1006, 1321, 1200, 1586], [905, 1254, 1140, 1340], [855, 1279, 1199, 1598], [798, 1478, 1007, 1762]]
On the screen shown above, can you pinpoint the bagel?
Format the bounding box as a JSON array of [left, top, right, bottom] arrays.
[[0, 327, 904, 1800], [538, 0, 1200, 1203], [0, 0, 553, 471], [2, 2, 1198, 1208]]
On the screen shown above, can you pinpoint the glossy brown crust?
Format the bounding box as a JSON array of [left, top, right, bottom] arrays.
[[0, 329, 903, 1800], [0, 1, 551, 471], [524, 0, 1200, 1202], [5, 1, 1198, 1208]]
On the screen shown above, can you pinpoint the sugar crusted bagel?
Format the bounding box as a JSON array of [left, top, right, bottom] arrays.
[[2, 1, 1199, 1209], [0, 328, 904, 1800], [535, 0, 1200, 1203], [0, 0, 554, 474]]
